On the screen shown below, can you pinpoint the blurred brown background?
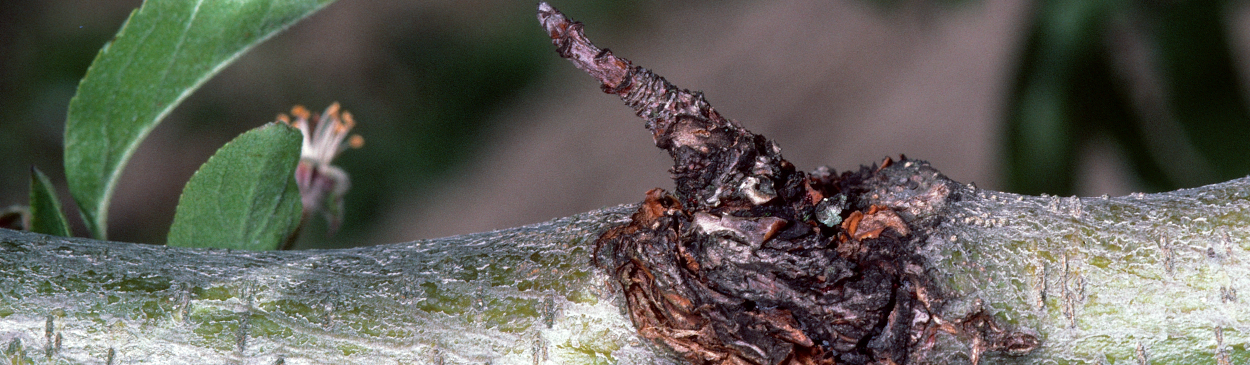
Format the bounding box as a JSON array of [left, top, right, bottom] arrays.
[[4, 0, 1250, 247]]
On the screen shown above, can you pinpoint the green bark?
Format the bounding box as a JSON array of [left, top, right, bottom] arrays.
[[0, 205, 660, 365], [1, 172, 1248, 364], [925, 177, 1249, 364]]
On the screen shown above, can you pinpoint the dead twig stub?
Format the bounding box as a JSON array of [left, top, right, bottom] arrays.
[[539, 3, 1037, 364]]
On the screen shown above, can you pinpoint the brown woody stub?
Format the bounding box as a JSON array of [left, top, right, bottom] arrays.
[[539, 3, 1037, 364]]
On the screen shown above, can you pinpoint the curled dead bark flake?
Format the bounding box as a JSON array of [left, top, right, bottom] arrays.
[[539, 3, 1037, 364]]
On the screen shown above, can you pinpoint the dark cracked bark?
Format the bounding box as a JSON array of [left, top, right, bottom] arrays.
[[539, 3, 1036, 364]]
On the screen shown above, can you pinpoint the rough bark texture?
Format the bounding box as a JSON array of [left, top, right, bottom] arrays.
[[0, 206, 660, 365], [925, 177, 1250, 365], [2, 170, 1248, 364], [540, 3, 1036, 364]]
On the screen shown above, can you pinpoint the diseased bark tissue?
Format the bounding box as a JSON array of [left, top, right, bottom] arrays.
[[539, 3, 1038, 364]]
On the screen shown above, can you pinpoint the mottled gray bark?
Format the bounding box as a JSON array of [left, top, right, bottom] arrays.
[[1, 166, 1247, 364], [0, 204, 661, 365], [921, 175, 1250, 365]]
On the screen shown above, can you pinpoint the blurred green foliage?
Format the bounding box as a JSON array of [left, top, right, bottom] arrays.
[[1006, 0, 1250, 195]]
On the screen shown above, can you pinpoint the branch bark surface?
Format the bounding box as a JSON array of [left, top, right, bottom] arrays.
[[0, 206, 663, 364], [2, 173, 1249, 364]]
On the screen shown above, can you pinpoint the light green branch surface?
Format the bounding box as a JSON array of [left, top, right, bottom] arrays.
[[2, 176, 1249, 364], [0, 205, 666, 365], [925, 177, 1250, 364]]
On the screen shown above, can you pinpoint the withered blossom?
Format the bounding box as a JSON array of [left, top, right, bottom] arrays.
[[277, 103, 363, 237]]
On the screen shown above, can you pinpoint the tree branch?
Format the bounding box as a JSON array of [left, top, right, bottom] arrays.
[[3, 3, 1248, 365], [1, 205, 659, 364], [2, 170, 1248, 364]]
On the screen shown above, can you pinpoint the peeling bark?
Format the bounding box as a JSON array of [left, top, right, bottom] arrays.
[[541, 3, 1034, 364]]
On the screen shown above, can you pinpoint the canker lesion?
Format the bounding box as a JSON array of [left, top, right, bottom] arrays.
[[539, 2, 1039, 364]]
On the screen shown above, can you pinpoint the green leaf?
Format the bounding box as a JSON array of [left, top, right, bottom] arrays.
[[167, 122, 303, 251], [65, 0, 335, 239], [28, 167, 72, 237]]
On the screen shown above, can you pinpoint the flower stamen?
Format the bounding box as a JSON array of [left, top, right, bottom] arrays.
[[275, 102, 363, 242]]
